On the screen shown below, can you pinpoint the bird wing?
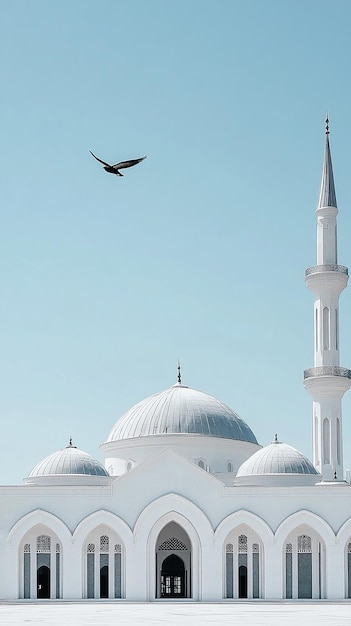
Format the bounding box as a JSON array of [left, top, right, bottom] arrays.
[[89, 150, 111, 167], [112, 156, 147, 170]]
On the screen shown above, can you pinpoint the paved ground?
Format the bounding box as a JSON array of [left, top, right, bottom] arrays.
[[1, 602, 351, 626]]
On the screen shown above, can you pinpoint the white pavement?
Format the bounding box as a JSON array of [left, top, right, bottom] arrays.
[[0, 602, 351, 626]]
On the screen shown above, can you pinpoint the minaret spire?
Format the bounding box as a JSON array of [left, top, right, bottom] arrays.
[[317, 115, 337, 213], [304, 118, 351, 480]]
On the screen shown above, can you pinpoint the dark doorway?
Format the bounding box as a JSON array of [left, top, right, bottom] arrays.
[[37, 565, 50, 599], [100, 565, 109, 598], [238, 565, 248, 598], [161, 554, 185, 598]]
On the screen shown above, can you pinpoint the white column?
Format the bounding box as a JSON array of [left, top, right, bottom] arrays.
[[128, 543, 147, 601], [325, 540, 344, 599], [50, 549, 56, 599], [264, 543, 282, 599], [311, 538, 320, 598], [30, 543, 36, 599], [62, 540, 83, 599], [201, 540, 222, 601]]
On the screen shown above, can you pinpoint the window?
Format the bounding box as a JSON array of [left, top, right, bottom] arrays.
[[323, 307, 329, 350], [315, 308, 319, 351], [323, 419, 330, 464], [337, 418, 341, 464], [335, 309, 339, 350]]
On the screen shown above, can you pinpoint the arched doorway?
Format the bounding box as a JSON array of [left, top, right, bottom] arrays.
[[85, 528, 124, 599], [225, 531, 262, 599], [21, 530, 61, 599], [284, 531, 324, 599], [161, 554, 185, 598], [155, 522, 192, 599], [37, 565, 50, 599]]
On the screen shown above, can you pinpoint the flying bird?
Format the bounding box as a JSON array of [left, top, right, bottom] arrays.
[[89, 151, 147, 176]]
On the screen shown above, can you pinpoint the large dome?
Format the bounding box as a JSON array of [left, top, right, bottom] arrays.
[[24, 441, 110, 485], [106, 383, 258, 444]]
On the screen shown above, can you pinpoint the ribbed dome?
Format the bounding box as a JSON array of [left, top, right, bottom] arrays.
[[27, 443, 109, 478], [106, 383, 258, 444], [237, 441, 319, 477]]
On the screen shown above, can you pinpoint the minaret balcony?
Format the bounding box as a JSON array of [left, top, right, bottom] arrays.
[[305, 264, 348, 295], [305, 264, 348, 277], [304, 366, 351, 380]]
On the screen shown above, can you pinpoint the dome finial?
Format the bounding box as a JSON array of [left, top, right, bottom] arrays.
[[274, 433, 278, 443], [177, 358, 182, 384], [325, 113, 330, 135], [69, 436, 72, 447]]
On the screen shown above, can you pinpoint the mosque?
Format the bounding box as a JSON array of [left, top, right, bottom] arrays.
[[1, 121, 351, 602]]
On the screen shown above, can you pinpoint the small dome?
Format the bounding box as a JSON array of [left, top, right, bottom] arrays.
[[106, 383, 258, 444], [235, 439, 320, 486], [25, 442, 109, 485], [237, 440, 319, 476]]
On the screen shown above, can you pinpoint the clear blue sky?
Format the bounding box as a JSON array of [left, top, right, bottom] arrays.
[[1, 0, 351, 484]]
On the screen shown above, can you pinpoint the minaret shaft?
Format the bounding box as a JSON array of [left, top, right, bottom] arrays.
[[316, 207, 338, 265], [304, 121, 350, 481], [311, 281, 345, 368]]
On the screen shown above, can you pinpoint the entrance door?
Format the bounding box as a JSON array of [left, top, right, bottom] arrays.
[[238, 565, 248, 598], [100, 565, 109, 598], [37, 565, 50, 599], [161, 554, 185, 598]]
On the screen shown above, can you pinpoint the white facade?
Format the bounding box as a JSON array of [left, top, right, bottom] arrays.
[[1, 122, 351, 602]]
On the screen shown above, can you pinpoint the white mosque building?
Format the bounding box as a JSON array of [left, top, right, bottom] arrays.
[[1, 121, 351, 602]]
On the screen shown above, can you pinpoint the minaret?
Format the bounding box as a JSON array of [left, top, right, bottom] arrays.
[[304, 118, 351, 480]]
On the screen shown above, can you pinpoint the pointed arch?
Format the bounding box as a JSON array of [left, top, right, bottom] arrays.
[[275, 510, 335, 549], [72, 510, 133, 551], [337, 520, 351, 599], [7, 510, 70, 601], [214, 510, 274, 548], [134, 493, 213, 601], [134, 493, 213, 542], [214, 510, 272, 600], [73, 511, 132, 600], [336, 519, 351, 547], [7, 510, 72, 546], [275, 510, 334, 600]]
